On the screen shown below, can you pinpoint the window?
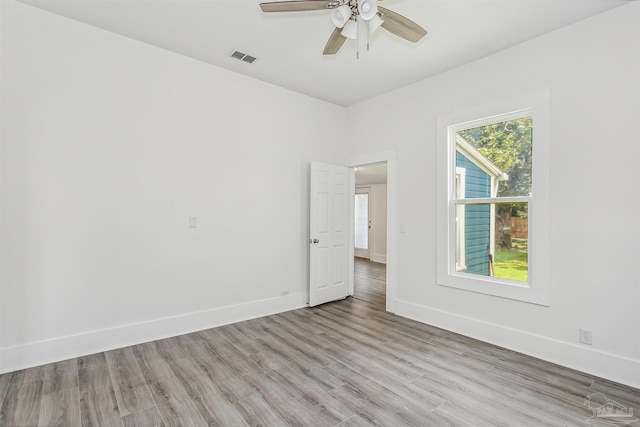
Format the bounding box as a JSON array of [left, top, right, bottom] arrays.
[[355, 193, 369, 250], [437, 91, 550, 305]]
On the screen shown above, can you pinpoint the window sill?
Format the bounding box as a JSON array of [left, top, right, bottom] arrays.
[[437, 273, 550, 306]]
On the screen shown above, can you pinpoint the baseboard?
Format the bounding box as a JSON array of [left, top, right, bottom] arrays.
[[0, 293, 307, 374], [370, 254, 387, 264], [395, 299, 640, 389]]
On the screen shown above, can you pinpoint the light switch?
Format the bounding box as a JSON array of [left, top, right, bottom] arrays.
[[189, 217, 197, 228]]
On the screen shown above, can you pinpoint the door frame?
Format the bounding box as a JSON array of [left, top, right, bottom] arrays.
[[347, 150, 397, 313]]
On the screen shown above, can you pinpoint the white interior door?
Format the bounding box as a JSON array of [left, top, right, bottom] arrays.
[[309, 162, 350, 307]]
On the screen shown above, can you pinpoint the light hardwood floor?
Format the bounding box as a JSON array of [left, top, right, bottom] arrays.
[[353, 257, 386, 309], [1, 258, 638, 426]]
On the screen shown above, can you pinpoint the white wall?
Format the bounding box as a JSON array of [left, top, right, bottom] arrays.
[[0, 1, 347, 372], [347, 3, 640, 388]]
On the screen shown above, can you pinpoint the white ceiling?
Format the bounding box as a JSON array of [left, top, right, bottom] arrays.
[[19, 0, 629, 106]]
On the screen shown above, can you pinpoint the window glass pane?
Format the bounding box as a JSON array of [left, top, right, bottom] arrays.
[[355, 194, 368, 250], [455, 202, 528, 282], [456, 117, 532, 198]]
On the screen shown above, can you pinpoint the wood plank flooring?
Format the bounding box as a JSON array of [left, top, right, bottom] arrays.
[[353, 257, 386, 309], [1, 258, 638, 426]]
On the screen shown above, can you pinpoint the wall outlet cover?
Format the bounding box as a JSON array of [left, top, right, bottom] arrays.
[[579, 328, 593, 345]]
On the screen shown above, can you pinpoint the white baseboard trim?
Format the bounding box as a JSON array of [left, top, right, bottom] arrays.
[[395, 299, 640, 389], [370, 254, 387, 264], [0, 292, 307, 374]]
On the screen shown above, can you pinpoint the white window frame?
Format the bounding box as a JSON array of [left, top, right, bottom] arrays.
[[455, 167, 467, 271], [436, 90, 550, 306]]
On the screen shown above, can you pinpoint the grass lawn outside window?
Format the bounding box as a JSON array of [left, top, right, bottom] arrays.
[[494, 239, 528, 282]]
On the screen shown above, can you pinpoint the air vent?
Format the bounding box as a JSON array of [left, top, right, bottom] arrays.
[[230, 50, 258, 64], [231, 50, 245, 60]]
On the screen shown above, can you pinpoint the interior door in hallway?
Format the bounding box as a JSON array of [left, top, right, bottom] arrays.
[[309, 162, 349, 307]]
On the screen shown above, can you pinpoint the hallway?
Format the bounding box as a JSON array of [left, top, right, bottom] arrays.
[[353, 257, 386, 310]]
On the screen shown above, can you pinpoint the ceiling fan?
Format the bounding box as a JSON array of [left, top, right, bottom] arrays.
[[259, 0, 427, 55]]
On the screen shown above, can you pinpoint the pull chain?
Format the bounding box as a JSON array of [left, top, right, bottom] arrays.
[[356, 19, 360, 59], [367, 22, 370, 51]]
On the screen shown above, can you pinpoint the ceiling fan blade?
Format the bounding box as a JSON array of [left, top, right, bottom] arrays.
[[378, 6, 427, 43], [323, 27, 347, 55], [260, 1, 338, 12]]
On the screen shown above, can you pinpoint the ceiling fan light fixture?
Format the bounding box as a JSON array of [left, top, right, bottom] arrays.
[[331, 5, 351, 28], [367, 13, 383, 34], [357, 0, 378, 21], [259, 0, 428, 57], [341, 18, 358, 39]]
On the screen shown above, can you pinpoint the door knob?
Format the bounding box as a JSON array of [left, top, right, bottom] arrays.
[[313, 239, 319, 244]]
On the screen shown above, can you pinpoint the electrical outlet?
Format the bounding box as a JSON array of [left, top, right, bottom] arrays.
[[580, 328, 593, 345]]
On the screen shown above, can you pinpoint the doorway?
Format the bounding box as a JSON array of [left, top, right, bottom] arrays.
[[353, 257, 386, 309], [352, 163, 388, 309]]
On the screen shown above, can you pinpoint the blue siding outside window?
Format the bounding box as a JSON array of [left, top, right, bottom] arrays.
[[456, 152, 491, 276]]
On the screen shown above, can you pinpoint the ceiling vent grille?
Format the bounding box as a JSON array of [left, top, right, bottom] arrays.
[[230, 50, 257, 64]]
